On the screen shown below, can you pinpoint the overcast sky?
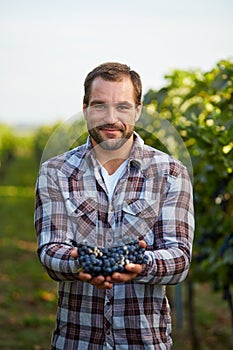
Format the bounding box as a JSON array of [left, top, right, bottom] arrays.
[[0, 0, 232, 126]]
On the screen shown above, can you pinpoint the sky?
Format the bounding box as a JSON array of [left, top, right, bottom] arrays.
[[0, 0, 232, 126]]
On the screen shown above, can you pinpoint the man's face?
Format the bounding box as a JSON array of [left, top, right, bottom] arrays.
[[83, 77, 141, 150]]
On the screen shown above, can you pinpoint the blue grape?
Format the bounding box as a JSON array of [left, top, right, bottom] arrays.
[[71, 238, 149, 277]]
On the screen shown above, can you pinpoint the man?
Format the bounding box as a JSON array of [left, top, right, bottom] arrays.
[[35, 62, 194, 349]]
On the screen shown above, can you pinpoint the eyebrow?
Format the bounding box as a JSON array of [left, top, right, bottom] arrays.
[[89, 100, 105, 106], [89, 100, 133, 106]]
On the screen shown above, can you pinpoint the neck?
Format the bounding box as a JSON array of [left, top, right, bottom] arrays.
[[91, 137, 133, 175]]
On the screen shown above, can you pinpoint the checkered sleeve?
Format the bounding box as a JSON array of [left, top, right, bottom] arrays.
[[138, 164, 194, 285], [34, 163, 81, 281]]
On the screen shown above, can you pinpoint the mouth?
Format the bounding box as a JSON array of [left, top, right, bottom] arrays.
[[97, 124, 124, 138], [98, 124, 123, 132]]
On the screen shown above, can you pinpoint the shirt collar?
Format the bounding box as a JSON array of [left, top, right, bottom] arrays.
[[128, 132, 144, 169], [80, 132, 144, 171]]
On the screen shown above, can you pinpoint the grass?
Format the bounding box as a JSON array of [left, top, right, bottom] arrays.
[[171, 282, 233, 349], [0, 142, 232, 349], [0, 146, 56, 350]]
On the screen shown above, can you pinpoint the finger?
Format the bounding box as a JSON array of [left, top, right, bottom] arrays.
[[110, 271, 138, 283], [90, 275, 105, 285], [125, 263, 143, 274], [138, 240, 147, 248], [79, 271, 93, 282], [70, 247, 78, 258], [96, 281, 113, 290]]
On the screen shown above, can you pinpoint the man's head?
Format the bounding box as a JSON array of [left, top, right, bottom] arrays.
[[83, 62, 142, 106], [83, 62, 142, 151]]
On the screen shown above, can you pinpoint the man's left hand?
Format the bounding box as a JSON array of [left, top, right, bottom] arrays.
[[106, 263, 143, 283]]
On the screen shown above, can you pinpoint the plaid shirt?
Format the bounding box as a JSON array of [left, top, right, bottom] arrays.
[[35, 133, 194, 350]]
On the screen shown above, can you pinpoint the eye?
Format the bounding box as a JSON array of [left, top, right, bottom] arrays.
[[93, 103, 106, 111], [116, 103, 132, 112]]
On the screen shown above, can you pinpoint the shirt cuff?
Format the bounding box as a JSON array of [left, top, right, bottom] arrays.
[[140, 252, 153, 276]]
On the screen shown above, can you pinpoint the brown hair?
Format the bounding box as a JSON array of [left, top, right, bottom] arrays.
[[83, 62, 142, 105]]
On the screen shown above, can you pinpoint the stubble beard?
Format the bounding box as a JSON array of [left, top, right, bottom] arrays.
[[89, 125, 134, 150]]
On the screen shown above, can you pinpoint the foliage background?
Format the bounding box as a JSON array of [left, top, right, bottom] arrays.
[[143, 59, 233, 294]]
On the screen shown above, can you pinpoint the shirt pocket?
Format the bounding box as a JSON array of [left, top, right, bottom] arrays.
[[65, 196, 98, 246], [122, 199, 159, 245]]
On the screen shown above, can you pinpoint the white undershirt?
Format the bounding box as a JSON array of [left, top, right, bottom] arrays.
[[99, 160, 128, 200]]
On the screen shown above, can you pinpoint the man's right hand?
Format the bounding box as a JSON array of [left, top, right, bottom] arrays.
[[70, 247, 78, 258], [79, 271, 113, 290]]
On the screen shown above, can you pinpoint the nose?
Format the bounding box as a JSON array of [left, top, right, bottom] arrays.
[[103, 105, 118, 124]]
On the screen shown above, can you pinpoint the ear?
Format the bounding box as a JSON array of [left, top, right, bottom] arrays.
[[135, 102, 142, 122]]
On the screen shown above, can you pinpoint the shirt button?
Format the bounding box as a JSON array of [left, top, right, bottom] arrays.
[[107, 238, 113, 245]]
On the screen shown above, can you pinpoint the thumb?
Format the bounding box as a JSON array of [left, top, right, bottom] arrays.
[[138, 240, 147, 249], [70, 247, 78, 258], [125, 263, 143, 274]]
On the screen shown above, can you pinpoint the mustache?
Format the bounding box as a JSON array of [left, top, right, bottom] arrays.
[[97, 123, 124, 131]]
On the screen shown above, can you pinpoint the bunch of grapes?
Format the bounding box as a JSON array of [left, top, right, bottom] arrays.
[[74, 240, 148, 277]]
